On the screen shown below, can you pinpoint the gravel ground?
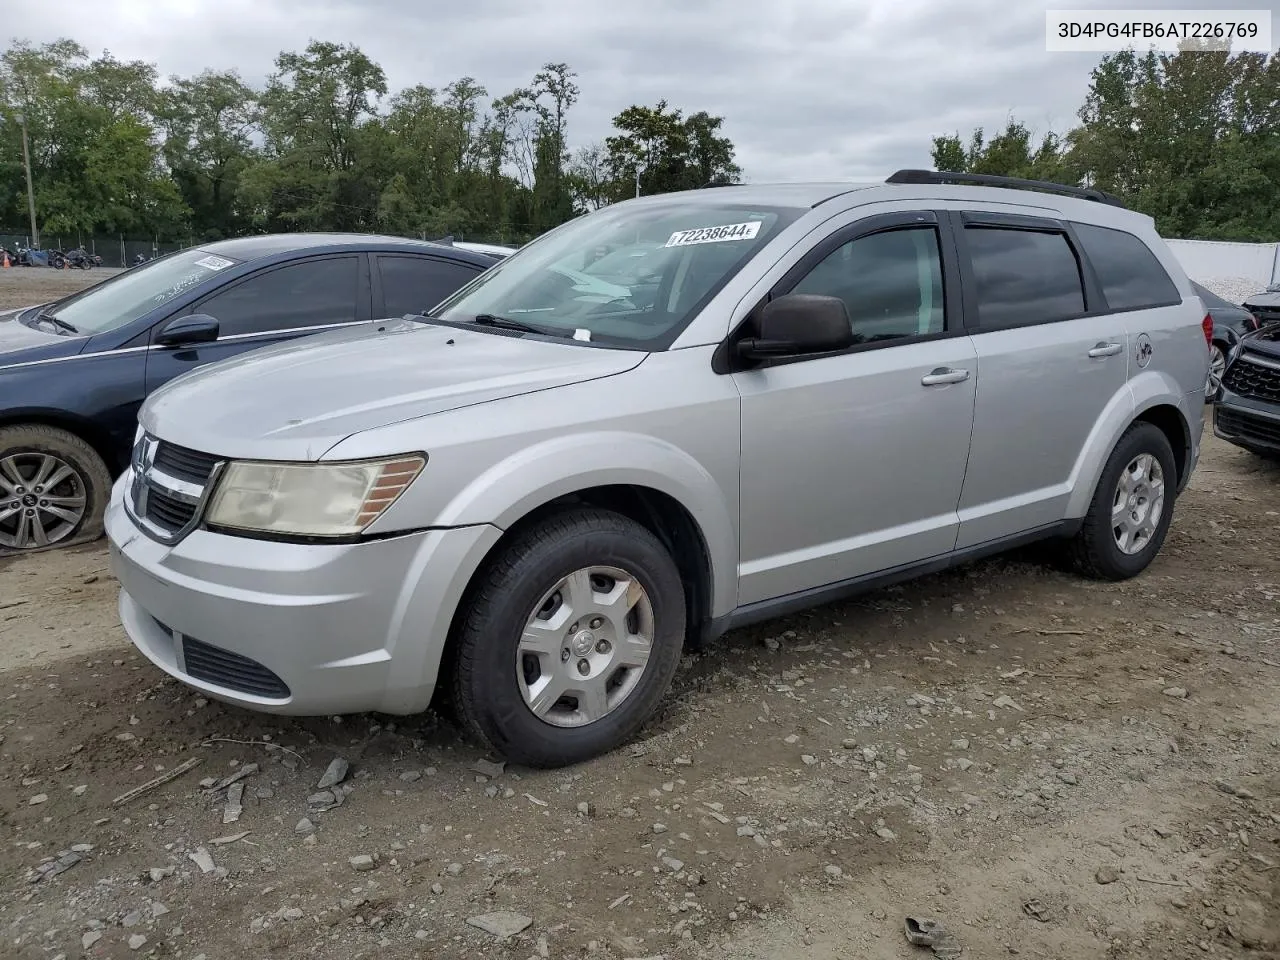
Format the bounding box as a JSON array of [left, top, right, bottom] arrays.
[[0, 270, 1277, 960], [0, 266, 123, 309], [1197, 277, 1271, 305]]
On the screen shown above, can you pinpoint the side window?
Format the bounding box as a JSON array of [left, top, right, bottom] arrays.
[[1072, 222, 1180, 311], [378, 255, 481, 317], [790, 227, 946, 342], [196, 256, 360, 337], [965, 227, 1084, 331]]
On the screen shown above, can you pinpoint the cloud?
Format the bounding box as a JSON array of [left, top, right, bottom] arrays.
[[8, 0, 1278, 181]]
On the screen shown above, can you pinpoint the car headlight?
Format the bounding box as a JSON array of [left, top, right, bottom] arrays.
[[205, 455, 425, 538]]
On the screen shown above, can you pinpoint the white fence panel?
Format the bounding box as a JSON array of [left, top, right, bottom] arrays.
[[1164, 238, 1279, 292]]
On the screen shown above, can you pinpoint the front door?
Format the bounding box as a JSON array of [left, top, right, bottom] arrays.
[[144, 254, 368, 394], [734, 213, 977, 606]]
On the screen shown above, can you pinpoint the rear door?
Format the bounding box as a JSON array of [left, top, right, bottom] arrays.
[[144, 254, 369, 394], [372, 253, 487, 319], [951, 212, 1130, 548]]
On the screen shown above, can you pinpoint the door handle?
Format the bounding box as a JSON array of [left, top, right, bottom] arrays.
[[1088, 341, 1124, 358], [921, 367, 970, 386]]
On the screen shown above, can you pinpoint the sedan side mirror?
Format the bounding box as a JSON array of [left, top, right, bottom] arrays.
[[156, 313, 220, 347], [736, 293, 854, 362]]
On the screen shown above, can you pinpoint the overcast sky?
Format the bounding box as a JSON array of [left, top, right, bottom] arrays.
[[8, 0, 1279, 181]]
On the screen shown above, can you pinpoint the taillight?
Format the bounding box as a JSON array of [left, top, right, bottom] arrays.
[[1202, 314, 1213, 348]]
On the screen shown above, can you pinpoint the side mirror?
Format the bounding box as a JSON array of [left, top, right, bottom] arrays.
[[736, 293, 854, 362], [156, 313, 220, 347]]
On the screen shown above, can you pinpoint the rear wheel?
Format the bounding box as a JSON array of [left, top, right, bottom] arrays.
[[1068, 422, 1177, 581], [449, 507, 686, 768], [0, 425, 112, 553]]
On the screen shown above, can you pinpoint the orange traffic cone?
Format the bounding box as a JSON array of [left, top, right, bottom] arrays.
[[1, 252, 9, 268]]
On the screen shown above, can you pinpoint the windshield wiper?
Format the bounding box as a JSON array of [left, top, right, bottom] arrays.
[[471, 313, 562, 336], [37, 311, 78, 335]]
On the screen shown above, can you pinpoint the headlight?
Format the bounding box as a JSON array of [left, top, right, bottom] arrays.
[[205, 455, 425, 538]]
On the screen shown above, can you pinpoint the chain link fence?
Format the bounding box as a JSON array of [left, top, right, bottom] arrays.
[[0, 231, 190, 268]]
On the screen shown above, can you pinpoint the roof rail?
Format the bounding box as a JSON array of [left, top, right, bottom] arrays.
[[885, 169, 1126, 208]]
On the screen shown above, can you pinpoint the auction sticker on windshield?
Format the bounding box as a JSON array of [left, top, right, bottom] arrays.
[[194, 254, 236, 271], [665, 221, 762, 247]]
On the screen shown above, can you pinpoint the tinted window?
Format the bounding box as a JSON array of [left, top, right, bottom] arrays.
[[791, 227, 946, 342], [196, 256, 360, 336], [1074, 222, 1179, 311], [378, 255, 481, 317], [966, 228, 1084, 330]]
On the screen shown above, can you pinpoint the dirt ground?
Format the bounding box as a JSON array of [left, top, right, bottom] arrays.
[[0, 266, 123, 309], [0, 269, 1277, 960]]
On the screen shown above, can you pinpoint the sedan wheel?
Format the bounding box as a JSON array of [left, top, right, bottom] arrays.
[[0, 452, 89, 549], [0, 425, 113, 554]]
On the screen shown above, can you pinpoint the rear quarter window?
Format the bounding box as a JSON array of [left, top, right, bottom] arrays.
[[1072, 222, 1180, 311]]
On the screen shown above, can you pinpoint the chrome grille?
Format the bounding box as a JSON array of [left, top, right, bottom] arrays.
[[128, 434, 222, 542], [152, 442, 220, 485]]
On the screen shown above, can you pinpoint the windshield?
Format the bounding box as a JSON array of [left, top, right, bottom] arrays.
[[431, 200, 803, 348], [49, 248, 241, 336]]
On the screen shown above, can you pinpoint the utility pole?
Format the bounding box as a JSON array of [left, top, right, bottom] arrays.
[[15, 112, 38, 248], [634, 163, 641, 198]]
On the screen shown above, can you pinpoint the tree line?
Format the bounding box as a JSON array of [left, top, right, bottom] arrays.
[[930, 42, 1280, 242], [0, 39, 742, 246]]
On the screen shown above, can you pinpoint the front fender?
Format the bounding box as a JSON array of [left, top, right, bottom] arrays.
[[1063, 371, 1193, 518], [431, 431, 738, 617]]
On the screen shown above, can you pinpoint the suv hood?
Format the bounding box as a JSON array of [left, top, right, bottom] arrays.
[[140, 318, 646, 461]]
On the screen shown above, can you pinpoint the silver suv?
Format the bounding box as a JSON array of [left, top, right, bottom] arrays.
[[106, 171, 1210, 767]]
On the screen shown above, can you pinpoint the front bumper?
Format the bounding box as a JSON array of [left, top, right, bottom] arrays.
[[106, 474, 502, 716], [1213, 391, 1280, 455]]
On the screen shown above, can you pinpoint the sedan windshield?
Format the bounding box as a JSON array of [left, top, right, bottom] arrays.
[[431, 199, 803, 348], [47, 248, 241, 336]]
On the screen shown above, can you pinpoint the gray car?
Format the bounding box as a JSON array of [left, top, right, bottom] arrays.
[[106, 171, 1210, 768]]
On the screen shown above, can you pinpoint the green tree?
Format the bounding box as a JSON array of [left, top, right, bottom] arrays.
[[159, 70, 259, 239], [0, 39, 185, 241], [929, 118, 1076, 184], [603, 100, 740, 201], [256, 40, 389, 230], [527, 62, 579, 231]]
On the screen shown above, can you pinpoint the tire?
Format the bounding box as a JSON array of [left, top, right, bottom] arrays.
[[0, 424, 113, 554], [449, 506, 686, 768], [1068, 421, 1177, 581]]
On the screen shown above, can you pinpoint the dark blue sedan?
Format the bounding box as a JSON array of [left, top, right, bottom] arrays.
[[0, 233, 499, 553]]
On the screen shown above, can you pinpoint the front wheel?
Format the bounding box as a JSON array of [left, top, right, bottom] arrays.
[[0, 425, 113, 554], [1067, 422, 1177, 581], [449, 507, 686, 768]]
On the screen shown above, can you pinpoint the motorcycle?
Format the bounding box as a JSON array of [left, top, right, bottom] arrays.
[[63, 248, 95, 269]]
